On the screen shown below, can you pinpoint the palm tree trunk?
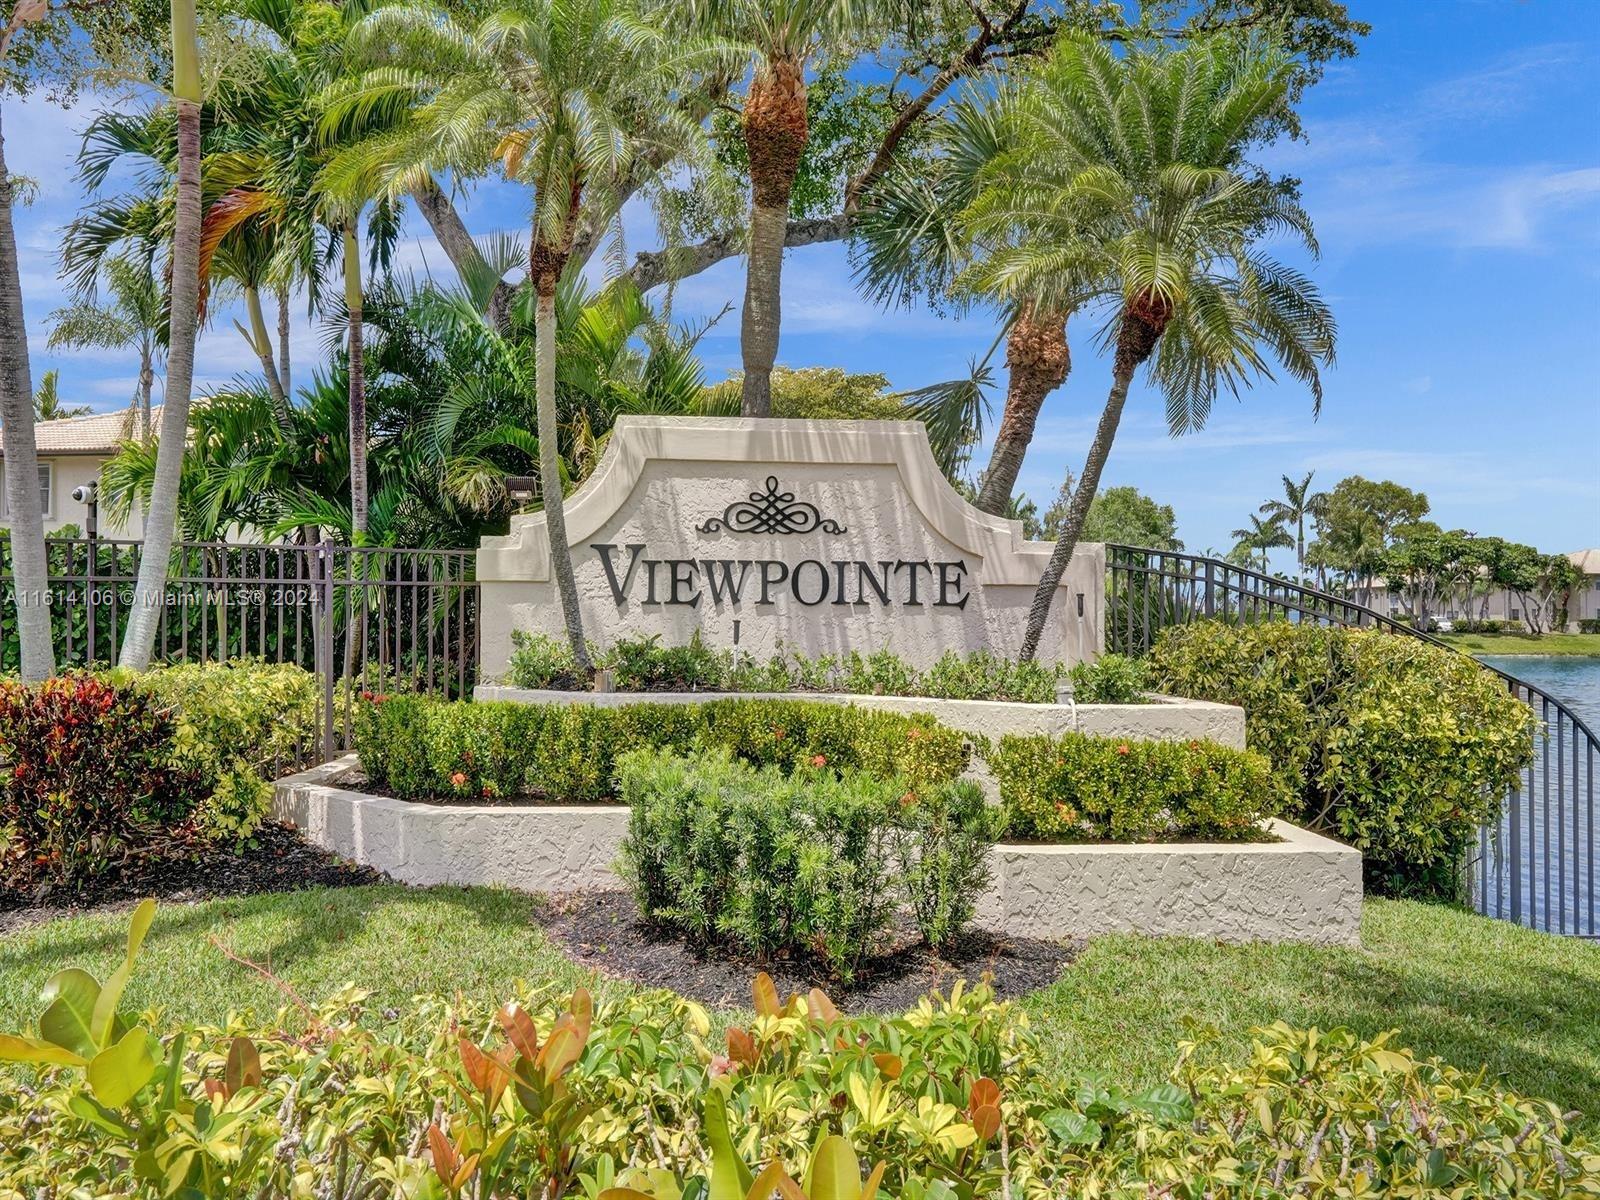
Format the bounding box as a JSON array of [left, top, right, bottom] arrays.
[[534, 283, 592, 674], [0, 106, 54, 679], [120, 8, 201, 671], [977, 306, 1069, 515], [343, 221, 367, 542], [137, 342, 153, 441], [245, 285, 294, 434], [1019, 306, 1167, 661], [739, 57, 806, 418], [276, 281, 291, 397]]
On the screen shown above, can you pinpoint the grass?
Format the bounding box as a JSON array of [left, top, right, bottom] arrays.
[[3, 888, 1598, 1129], [1441, 631, 1600, 656]]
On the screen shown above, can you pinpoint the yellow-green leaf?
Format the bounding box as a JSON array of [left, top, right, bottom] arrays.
[[86, 1026, 157, 1109]]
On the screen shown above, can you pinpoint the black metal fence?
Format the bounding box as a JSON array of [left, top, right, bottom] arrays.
[[1106, 544, 1599, 939], [0, 536, 479, 760]]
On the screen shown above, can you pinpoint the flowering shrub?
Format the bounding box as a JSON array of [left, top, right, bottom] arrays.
[[1150, 622, 1537, 897], [0, 674, 202, 891], [353, 695, 969, 803], [1, 902, 1594, 1197], [988, 732, 1283, 842]]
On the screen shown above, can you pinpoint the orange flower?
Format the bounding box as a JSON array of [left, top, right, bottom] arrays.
[[1116, 744, 1130, 756], [810, 754, 828, 768], [450, 771, 468, 788]]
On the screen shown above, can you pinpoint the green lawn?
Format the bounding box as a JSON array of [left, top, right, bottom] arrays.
[[3, 888, 1598, 1129], [1442, 631, 1600, 656]]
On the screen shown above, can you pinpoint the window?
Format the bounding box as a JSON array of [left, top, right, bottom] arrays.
[[1510, 608, 1520, 620], [1, 463, 52, 519]]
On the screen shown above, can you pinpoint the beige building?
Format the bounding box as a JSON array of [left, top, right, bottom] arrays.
[[1367, 548, 1600, 632], [0, 408, 155, 539]]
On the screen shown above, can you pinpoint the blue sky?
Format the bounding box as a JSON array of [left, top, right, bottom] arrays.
[[9, 0, 1599, 561]]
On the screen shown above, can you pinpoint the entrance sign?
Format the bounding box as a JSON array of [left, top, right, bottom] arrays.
[[477, 417, 1104, 672]]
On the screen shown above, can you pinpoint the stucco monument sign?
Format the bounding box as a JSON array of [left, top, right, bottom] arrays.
[[477, 417, 1105, 674]]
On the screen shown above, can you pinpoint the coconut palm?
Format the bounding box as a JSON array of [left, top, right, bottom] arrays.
[[964, 34, 1336, 660], [323, 0, 735, 672], [854, 83, 1071, 515], [1259, 469, 1324, 582], [1231, 513, 1293, 572], [689, 0, 897, 416], [119, 0, 204, 670], [47, 253, 165, 438]]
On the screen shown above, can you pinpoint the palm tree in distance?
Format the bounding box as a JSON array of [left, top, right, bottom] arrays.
[[324, 0, 738, 673], [690, 0, 896, 417], [48, 254, 165, 439], [1232, 513, 1293, 572], [31, 371, 93, 421], [962, 34, 1337, 660], [1259, 470, 1324, 582]]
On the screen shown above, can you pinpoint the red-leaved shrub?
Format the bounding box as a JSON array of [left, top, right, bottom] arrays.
[[0, 673, 201, 892]]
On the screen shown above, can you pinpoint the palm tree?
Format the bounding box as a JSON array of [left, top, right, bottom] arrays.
[[48, 253, 165, 438], [0, 102, 54, 678], [120, 0, 204, 671], [691, 0, 894, 416], [31, 371, 92, 421], [964, 34, 1336, 660], [1259, 470, 1324, 582], [854, 86, 1070, 515], [1231, 513, 1293, 572], [324, 0, 733, 673]]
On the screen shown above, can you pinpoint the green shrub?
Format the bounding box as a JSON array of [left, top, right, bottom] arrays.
[[353, 696, 969, 803], [619, 749, 900, 979], [1149, 621, 1536, 897], [894, 778, 999, 950], [0, 675, 202, 891], [131, 659, 319, 842], [506, 629, 587, 689], [618, 748, 994, 976], [989, 732, 1282, 842], [600, 632, 726, 691], [2, 901, 1594, 1198], [1066, 653, 1150, 703], [1580, 618, 1600, 635]]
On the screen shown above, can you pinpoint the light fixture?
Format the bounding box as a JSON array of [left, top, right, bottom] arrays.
[[505, 474, 540, 509]]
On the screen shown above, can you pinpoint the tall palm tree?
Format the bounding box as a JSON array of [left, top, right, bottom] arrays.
[[964, 34, 1336, 660], [48, 252, 166, 439], [1259, 469, 1323, 582], [691, 0, 895, 416], [324, 0, 734, 673], [120, 0, 204, 671], [854, 86, 1070, 515], [31, 371, 92, 421], [1231, 513, 1293, 572]]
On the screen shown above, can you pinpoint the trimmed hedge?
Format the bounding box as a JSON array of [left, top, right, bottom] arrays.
[[1, 901, 1594, 1197], [619, 748, 996, 976], [989, 731, 1282, 842], [354, 694, 970, 803], [1150, 621, 1536, 898]]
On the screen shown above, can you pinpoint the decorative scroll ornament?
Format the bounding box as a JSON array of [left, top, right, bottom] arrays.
[[697, 476, 847, 535]]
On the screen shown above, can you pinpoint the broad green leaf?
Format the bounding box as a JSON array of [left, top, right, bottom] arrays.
[[90, 899, 156, 1046], [1040, 1108, 1101, 1146], [87, 1025, 157, 1108], [1133, 1083, 1194, 1123], [803, 1137, 861, 1200], [68, 1091, 138, 1136], [39, 968, 102, 1059], [0, 1031, 87, 1068], [703, 1089, 753, 1200]]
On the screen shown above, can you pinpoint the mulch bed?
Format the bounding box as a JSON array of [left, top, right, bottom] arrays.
[[0, 822, 387, 937], [533, 889, 1078, 1012]]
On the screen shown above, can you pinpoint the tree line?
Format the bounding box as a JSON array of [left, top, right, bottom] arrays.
[[0, 0, 1364, 679]]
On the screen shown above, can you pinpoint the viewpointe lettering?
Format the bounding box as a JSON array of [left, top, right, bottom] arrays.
[[591, 543, 971, 609]]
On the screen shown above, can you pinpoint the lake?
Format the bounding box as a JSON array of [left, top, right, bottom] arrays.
[[1477, 655, 1600, 731]]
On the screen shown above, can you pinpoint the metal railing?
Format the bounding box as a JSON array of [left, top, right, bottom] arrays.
[[1106, 544, 1598, 939], [0, 536, 480, 761]]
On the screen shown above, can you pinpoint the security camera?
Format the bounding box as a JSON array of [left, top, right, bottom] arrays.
[[72, 482, 97, 504]]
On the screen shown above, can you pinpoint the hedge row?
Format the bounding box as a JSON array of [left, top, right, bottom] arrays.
[[0, 901, 1593, 1197]]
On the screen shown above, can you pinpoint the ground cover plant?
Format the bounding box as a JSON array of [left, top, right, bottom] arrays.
[[0, 663, 320, 896], [989, 732, 1282, 842], [1150, 622, 1536, 897], [0, 899, 1594, 1197], [353, 694, 969, 804], [619, 748, 997, 979], [506, 632, 1091, 703]]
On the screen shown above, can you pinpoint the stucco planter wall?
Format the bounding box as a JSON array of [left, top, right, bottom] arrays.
[[274, 760, 1359, 947], [471, 685, 1247, 750]]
